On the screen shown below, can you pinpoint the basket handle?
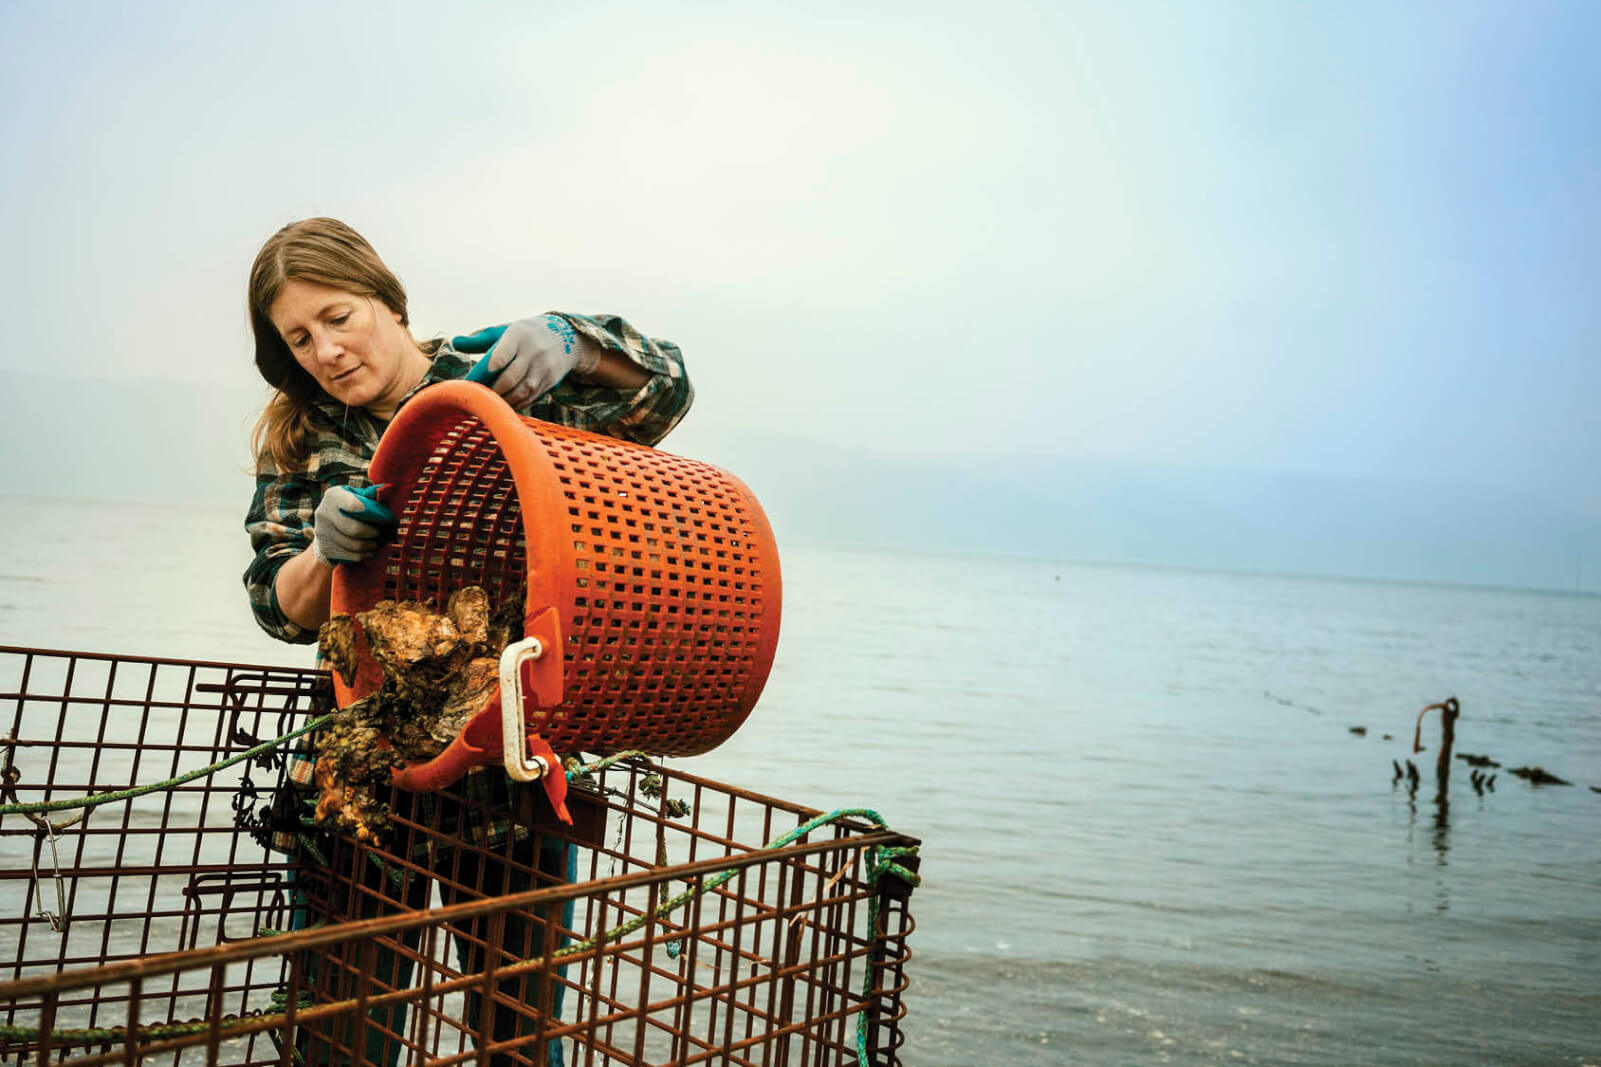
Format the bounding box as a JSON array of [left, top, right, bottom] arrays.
[[498, 607, 571, 821]]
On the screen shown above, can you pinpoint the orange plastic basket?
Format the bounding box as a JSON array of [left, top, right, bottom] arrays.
[[330, 380, 781, 759]]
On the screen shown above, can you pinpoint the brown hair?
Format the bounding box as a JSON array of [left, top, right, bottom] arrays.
[[248, 218, 425, 471]]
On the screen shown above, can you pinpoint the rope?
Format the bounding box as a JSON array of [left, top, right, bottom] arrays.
[[565, 750, 647, 780], [1, 804, 920, 1063], [2, 741, 686, 819], [0, 715, 334, 818], [0, 1019, 216, 1045]]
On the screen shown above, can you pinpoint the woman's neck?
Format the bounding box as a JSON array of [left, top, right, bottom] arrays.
[[364, 340, 432, 422]]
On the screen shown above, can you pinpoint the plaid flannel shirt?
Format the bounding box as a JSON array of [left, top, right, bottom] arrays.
[[244, 312, 692, 644], [246, 313, 690, 855]]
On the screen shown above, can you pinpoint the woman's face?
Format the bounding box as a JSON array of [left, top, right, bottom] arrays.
[[268, 278, 424, 418]]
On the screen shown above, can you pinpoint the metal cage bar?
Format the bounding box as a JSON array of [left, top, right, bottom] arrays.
[[0, 648, 917, 1067]]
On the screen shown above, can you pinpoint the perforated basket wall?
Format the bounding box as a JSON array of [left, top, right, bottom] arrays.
[[330, 380, 781, 757]]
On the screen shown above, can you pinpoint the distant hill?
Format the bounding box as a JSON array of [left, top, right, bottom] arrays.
[[3, 372, 1596, 594], [699, 431, 1599, 593]]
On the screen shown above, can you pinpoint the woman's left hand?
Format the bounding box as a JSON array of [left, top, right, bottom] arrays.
[[476, 314, 600, 410]]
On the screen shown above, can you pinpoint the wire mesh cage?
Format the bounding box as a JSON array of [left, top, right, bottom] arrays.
[[0, 647, 918, 1067]]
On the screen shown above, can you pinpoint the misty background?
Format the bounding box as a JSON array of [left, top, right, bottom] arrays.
[[2, 0, 1598, 644]]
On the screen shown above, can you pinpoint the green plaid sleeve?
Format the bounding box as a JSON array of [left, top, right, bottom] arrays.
[[243, 404, 384, 645], [525, 312, 693, 445], [243, 468, 321, 644]]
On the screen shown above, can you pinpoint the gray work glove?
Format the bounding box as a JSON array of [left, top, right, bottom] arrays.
[[454, 314, 601, 411], [312, 484, 397, 566]]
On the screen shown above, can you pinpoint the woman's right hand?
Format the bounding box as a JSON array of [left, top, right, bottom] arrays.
[[312, 485, 397, 565]]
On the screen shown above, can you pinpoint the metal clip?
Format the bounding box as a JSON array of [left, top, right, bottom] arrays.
[[32, 824, 68, 934]]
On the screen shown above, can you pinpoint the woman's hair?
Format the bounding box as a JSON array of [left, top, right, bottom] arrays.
[[248, 218, 421, 472]]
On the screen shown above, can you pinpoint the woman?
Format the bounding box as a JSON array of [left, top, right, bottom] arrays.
[[244, 217, 692, 1066], [245, 216, 692, 643]]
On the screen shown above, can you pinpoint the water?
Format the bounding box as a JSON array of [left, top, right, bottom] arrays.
[[2, 495, 1598, 1064]]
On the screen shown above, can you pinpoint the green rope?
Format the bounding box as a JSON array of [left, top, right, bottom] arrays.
[[0, 1019, 217, 1045], [0, 804, 919, 1060], [0, 742, 647, 821], [565, 750, 647, 780], [366, 852, 407, 891], [295, 833, 330, 870], [558, 807, 912, 956], [856, 838, 920, 1064], [0, 714, 334, 818]]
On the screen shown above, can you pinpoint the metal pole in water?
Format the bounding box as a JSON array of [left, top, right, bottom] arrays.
[[1412, 697, 1461, 787]]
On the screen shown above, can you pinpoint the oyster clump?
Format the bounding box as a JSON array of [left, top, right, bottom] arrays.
[[312, 586, 520, 841], [312, 701, 393, 842]]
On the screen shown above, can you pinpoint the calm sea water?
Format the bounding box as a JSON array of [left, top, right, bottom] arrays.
[[2, 495, 1598, 1065]]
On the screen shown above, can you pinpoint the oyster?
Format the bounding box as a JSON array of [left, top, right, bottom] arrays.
[[486, 578, 526, 650], [357, 599, 475, 711], [433, 656, 501, 746], [446, 586, 491, 647]]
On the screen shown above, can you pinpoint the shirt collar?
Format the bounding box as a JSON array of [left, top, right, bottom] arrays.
[[392, 343, 469, 413]]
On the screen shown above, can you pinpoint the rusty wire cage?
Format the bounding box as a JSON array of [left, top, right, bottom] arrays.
[[0, 647, 918, 1066]]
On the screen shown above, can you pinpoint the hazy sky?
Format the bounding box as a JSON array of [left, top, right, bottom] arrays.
[[2, 0, 1596, 513]]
